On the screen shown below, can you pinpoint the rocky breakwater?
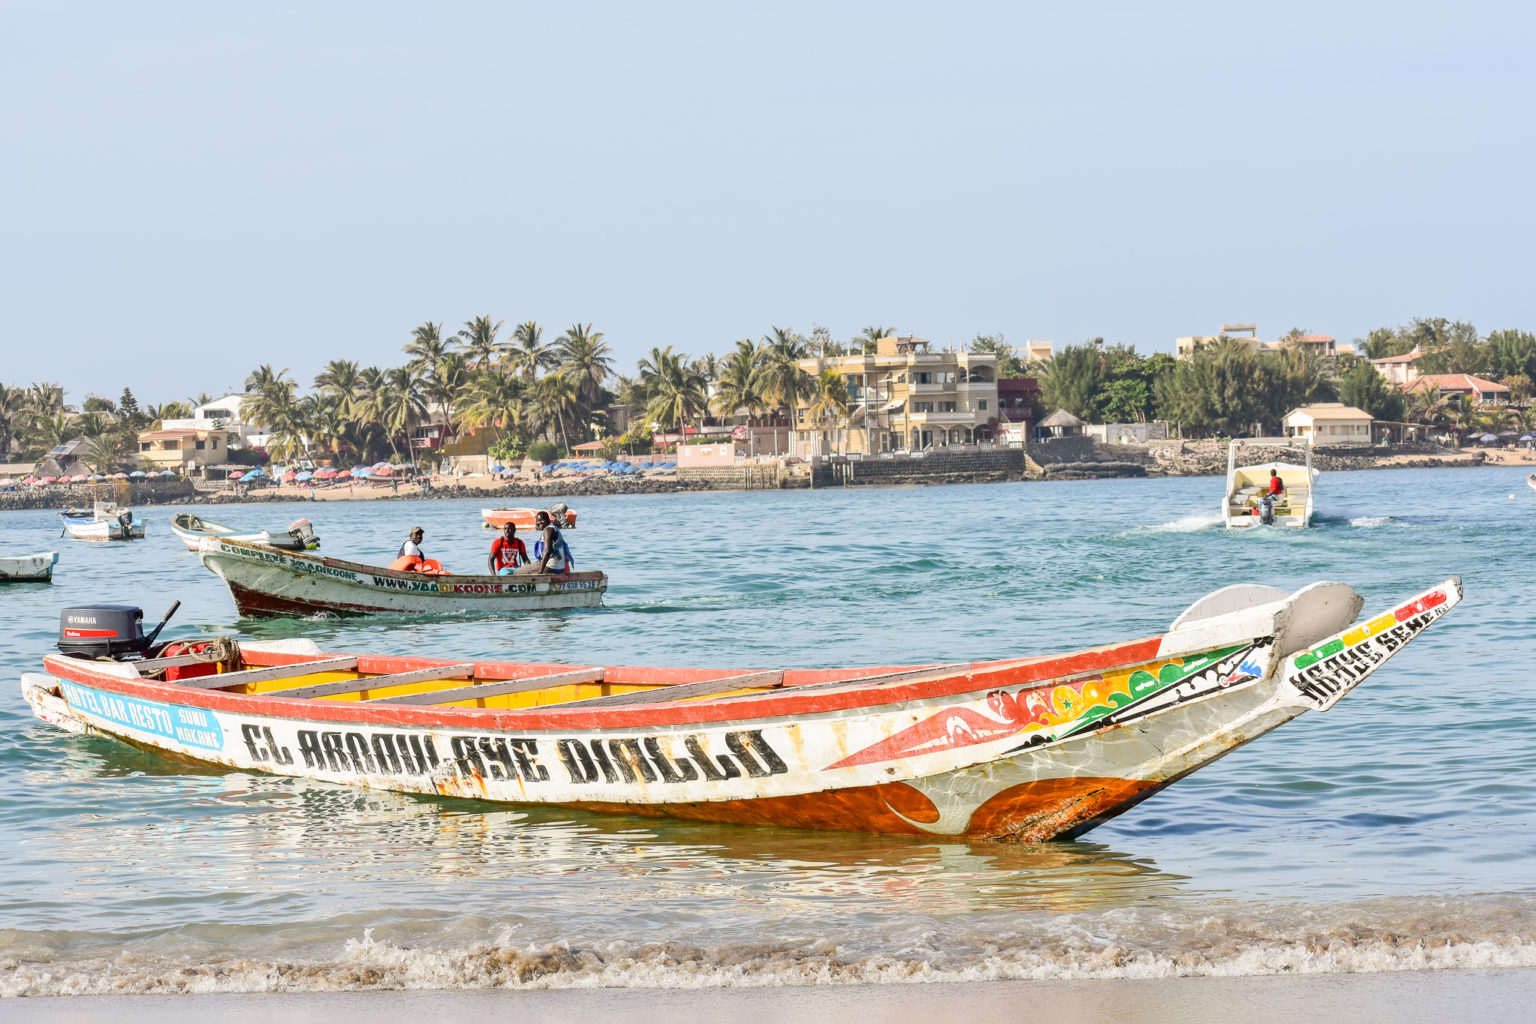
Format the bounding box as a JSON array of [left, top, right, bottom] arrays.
[[1138, 440, 1482, 477], [0, 480, 197, 511]]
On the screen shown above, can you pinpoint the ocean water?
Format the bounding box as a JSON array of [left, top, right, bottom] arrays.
[[3, 467, 1536, 995]]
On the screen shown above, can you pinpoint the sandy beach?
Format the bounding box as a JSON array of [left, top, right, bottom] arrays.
[[8, 970, 1535, 1023]]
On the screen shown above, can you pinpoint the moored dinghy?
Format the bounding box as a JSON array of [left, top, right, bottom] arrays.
[[59, 502, 146, 541], [0, 551, 59, 583], [21, 577, 1461, 839], [170, 513, 320, 552], [196, 536, 606, 618], [482, 502, 577, 531]]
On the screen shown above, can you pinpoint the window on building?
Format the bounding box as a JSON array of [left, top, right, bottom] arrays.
[[913, 372, 931, 385], [195, 440, 206, 450], [913, 401, 934, 413], [940, 401, 957, 412], [978, 400, 988, 411], [212, 437, 219, 448], [139, 442, 150, 451]]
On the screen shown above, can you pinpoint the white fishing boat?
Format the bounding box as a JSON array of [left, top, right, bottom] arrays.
[[0, 551, 59, 583], [1224, 439, 1317, 528], [170, 513, 319, 552], [196, 536, 607, 618], [59, 503, 146, 541]]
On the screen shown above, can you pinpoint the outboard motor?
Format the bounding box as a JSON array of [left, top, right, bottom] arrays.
[[1258, 494, 1275, 526], [57, 601, 180, 660], [117, 510, 133, 530], [287, 518, 319, 549]]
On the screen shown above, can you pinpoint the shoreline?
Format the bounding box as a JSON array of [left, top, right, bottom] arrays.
[[6, 969, 1534, 1022], [0, 446, 1525, 511]]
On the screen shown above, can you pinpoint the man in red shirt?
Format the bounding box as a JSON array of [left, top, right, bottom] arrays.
[[1266, 469, 1285, 498], [487, 522, 528, 575]]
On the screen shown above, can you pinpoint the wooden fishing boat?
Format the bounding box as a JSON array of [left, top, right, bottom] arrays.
[[20, 577, 1461, 840], [195, 536, 606, 618], [0, 551, 59, 583], [59, 503, 146, 541], [482, 504, 577, 530], [170, 512, 320, 552], [1225, 438, 1317, 528]]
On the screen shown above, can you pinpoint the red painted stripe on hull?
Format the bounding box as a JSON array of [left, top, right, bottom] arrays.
[[226, 580, 380, 618], [569, 775, 1159, 839]]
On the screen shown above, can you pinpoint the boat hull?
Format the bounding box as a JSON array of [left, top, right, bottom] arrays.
[[0, 551, 59, 583], [197, 536, 606, 617], [60, 518, 145, 541], [170, 522, 312, 552], [20, 578, 1461, 839], [482, 507, 577, 530]]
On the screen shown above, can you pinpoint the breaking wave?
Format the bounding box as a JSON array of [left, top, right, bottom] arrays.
[[6, 899, 1536, 996]]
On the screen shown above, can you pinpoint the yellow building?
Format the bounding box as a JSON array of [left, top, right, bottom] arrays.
[[1283, 404, 1373, 444], [796, 336, 999, 455], [137, 428, 227, 472]]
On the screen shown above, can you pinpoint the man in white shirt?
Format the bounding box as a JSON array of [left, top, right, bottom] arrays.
[[397, 526, 425, 560]]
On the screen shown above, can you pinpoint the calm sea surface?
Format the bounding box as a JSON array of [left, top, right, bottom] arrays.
[[4, 467, 1536, 994]]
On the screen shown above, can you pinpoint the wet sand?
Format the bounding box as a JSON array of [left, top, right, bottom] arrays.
[[7, 970, 1533, 1023]]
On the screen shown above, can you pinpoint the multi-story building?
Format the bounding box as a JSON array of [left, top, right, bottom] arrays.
[[795, 336, 1000, 454], [160, 393, 265, 449], [136, 428, 229, 473], [1176, 324, 1354, 361]]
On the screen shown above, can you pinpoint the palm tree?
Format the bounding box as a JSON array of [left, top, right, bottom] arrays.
[[378, 366, 428, 463], [313, 359, 362, 416], [458, 316, 505, 369], [0, 383, 27, 459], [244, 365, 287, 395], [144, 402, 190, 430], [462, 369, 526, 443], [558, 323, 614, 423], [404, 322, 453, 375], [712, 339, 767, 424], [22, 411, 78, 459], [753, 327, 814, 439], [508, 321, 556, 383], [643, 358, 708, 433], [530, 372, 581, 452], [804, 369, 851, 454], [423, 352, 471, 450]]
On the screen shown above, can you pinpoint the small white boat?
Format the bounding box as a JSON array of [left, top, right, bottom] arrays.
[[0, 551, 59, 583], [1225, 439, 1317, 528], [169, 513, 320, 552], [59, 503, 146, 541]]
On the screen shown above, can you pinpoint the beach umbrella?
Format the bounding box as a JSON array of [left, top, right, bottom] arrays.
[[282, 470, 297, 482], [41, 477, 57, 484], [159, 470, 175, 477], [373, 465, 393, 477], [372, 461, 390, 470], [129, 470, 146, 478], [491, 464, 505, 473], [112, 472, 129, 479], [358, 468, 374, 477], [70, 474, 88, 482], [295, 471, 313, 482], [246, 467, 266, 478], [229, 471, 244, 480], [22, 477, 36, 484], [1481, 433, 1499, 442]]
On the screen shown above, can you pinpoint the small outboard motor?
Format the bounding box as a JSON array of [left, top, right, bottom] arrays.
[[1258, 494, 1275, 526], [287, 518, 319, 549], [57, 601, 180, 660]]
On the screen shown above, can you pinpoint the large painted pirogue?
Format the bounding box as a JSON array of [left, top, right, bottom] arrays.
[[22, 577, 1460, 840]]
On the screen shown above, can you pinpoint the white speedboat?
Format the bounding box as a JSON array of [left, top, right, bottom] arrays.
[[59, 503, 145, 541], [1224, 439, 1317, 528], [170, 513, 319, 552], [0, 551, 59, 583]]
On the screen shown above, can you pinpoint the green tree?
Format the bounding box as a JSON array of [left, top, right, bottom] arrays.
[[508, 321, 555, 383], [804, 369, 850, 452], [462, 369, 526, 443], [457, 315, 505, 369], [969, 334, 1027, 378], [712, 340, 768, 423], [404, 322, 453, 375], [1041, 344, 1106, 421], [1486, 330, 1536, 382], [558, 323, 613, 422], [858, 325, 894, 355], [753, 327, 813, 434], [1338, 362, 1404, 422], [1157, 337, 1266, 437]]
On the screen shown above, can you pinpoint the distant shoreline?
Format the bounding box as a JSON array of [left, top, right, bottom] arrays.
[[0, 447, 1523, 512]]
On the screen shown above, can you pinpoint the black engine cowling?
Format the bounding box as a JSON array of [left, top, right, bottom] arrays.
[[58, 605, 147, 658]]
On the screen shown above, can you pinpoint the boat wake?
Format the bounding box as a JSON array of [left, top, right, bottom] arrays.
[[6, 898, 1536, 995], [1348, 515, 1396, 528], [1133, 513, 1223, 534]]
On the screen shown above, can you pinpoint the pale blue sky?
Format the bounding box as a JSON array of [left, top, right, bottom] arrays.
[[3, 1, 1532, 405]]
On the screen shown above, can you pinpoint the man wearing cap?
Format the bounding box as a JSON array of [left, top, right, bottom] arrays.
[[397, 526, 426, 560]]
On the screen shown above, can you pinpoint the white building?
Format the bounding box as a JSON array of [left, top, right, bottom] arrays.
[[1283, 403, 1373, 444], [161, 394, 265, 449]]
